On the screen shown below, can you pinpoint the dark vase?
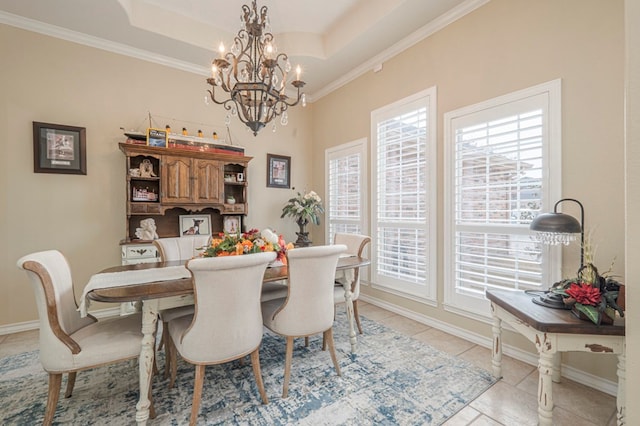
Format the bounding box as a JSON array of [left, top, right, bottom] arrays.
[[295, 217, 311, 247]]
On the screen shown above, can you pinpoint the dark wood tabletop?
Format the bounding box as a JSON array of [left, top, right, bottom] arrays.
[[88, 256, 371, 304], [486, 289, 625, 336]]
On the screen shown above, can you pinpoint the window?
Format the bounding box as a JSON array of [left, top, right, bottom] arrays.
[[371, 88, 437, 303], [326, 139, 367, 243], [444, 80, 562, 318]]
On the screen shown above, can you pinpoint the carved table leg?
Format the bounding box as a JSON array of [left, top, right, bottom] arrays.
[[490, 306, 502, 379], [135, 300, 158, 425], [341, 279, 357, 353], [537, 349, 555, 426], [617, 349, 626, 425]]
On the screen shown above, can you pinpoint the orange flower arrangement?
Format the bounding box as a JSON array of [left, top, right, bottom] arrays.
[[200, 228, 293, 263]]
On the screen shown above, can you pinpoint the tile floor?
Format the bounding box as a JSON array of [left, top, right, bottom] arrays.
[[0, 301, 619, 425]]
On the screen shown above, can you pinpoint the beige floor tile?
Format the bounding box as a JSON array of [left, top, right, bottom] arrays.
[[442, 405, 483, 425], [469, 381, 540, 425], [412, 328, 475, 356], [0, 329, 39, 357], [375, 314, 431, 336], [457, 345, 535, 387], [469, 414, 505, 426], [517, 370, 617, 425], [357, 303, 396, 322]]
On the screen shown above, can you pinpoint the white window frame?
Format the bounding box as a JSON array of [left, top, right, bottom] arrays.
[[325, 138, 368, 243], [443, 79, 562, 320], [370, 87, 437, 304]]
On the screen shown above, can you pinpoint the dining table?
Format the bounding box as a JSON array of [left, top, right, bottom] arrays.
[[81, 255, 371, 425]]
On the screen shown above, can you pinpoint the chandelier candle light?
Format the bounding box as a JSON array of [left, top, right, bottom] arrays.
[[206, 0, 307, 136]]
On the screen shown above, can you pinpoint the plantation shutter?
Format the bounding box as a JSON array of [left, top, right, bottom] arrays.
[[326, 139, 367, 243], [371, 87, 437, 301], [453, 109, 545, 295]]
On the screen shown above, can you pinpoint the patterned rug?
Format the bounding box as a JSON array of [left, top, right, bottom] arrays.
[[0, 312, 497, 425]]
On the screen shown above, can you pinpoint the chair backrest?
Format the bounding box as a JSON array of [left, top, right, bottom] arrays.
[[334, 233, 371, 298], [179, 251, 276, 363], [153, 236, 211, 261], [270, 244, 346, 336], [16, 250, 96, 367]]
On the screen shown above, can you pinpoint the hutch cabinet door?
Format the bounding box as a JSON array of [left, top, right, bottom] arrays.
[[194, 159, 223, 203], [161, 156, 193, 203]]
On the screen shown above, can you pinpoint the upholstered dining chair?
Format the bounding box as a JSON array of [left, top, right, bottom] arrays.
[[333, 233, 371, 335], [261, 244, 347, 398], [153, 235, 210, 376], [166, 251, 275, 425], [17, 250, 143, 426]]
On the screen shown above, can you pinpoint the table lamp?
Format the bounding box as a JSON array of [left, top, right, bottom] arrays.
[[529, 198, 584, 309]]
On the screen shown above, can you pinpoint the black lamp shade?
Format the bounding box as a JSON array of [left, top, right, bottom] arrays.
[[529, 212, 581, 233]]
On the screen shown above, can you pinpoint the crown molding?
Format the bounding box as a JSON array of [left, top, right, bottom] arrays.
[[311, 0, 490, 101], [1, 0, 489, 103], [0, 10, 209, 76]]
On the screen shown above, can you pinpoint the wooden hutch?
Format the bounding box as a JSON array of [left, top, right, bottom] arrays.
[[119, 142, 251, 264]]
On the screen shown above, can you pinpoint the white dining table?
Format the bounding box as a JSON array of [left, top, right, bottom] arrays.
[[81, 256, 370, 425]]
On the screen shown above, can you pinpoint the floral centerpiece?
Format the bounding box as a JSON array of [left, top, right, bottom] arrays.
[[200, 228, 294, 264], [281, 190, 324, 247], [552, 238, 625, 325]]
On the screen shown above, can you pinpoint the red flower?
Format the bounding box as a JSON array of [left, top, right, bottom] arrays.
[[565, 282, 601, 306]]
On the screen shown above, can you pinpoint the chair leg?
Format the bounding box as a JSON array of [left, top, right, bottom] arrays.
[[168, 338, 178, 389], [353, 300, 363, 335], [190, 365, 205, 426], [163, 324, 172, 379], [304, 336, 309, 347], [64, 372, 76, 398], [324, 328, 342, 376], [283, 336, 294, 398], [250, 348, 269, 404], [322, 334, 327, 351], [44, 373, 62, 426]]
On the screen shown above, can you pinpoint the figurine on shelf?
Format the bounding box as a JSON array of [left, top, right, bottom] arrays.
[[139, 159, 156, 177], [135, 218, 158, 241]]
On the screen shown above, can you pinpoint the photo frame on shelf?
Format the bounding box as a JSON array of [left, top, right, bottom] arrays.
[[267, 153, 291, 188], [223, 215, 242, 234], [147, 128, 167, 148], [179, 214, 212, 236], [33, 121, 87, 175]]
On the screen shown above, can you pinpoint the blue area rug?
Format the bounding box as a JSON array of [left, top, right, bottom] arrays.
[[0, 312, 497, 425]]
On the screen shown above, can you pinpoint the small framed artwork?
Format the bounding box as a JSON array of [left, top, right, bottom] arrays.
[[267, 153, 291, 188], [179, 214, 212, 236], [33, 122, 87, 175], [223, 215, 242, 234]]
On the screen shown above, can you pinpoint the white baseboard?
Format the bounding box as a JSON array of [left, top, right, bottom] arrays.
[[0, 307, 122, 336], [359, 294, 619, 397]]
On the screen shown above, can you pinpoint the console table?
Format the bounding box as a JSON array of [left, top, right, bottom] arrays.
[[486, 289, 625, 426]]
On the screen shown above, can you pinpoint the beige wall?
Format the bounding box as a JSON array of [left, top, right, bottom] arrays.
[[0, 25, 314, 326], [313, 0, 625, 382]]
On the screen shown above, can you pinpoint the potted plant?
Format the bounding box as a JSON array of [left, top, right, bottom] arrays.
[[281, 190, 324, 247]]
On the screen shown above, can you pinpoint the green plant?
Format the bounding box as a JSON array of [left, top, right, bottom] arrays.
[[280, 190, 324, 225]]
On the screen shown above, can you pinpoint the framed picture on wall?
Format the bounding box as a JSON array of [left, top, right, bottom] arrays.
[[33, 122, 87, 175], [267, 153, 291, 188], [179, 214, 212, 236]]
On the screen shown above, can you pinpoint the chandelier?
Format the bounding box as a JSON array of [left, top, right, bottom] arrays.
[[206, 0, 306, 136]]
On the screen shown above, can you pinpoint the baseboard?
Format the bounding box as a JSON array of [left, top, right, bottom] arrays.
[[0, 307, 122, 336], [359, 294, 619, 397]]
